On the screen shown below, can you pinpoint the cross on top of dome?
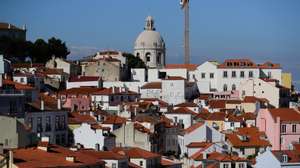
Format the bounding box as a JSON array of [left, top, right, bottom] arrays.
[[145, 16, 155, 31]]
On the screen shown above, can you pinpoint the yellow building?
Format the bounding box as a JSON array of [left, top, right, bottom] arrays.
[[281, 72, 292, 89]]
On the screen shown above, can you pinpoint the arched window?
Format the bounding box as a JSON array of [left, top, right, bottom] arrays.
[[223, 84, 228, 92], [136, 52, 140, 58], [145, 52, 151, 62], [232, 84, 236, 91]]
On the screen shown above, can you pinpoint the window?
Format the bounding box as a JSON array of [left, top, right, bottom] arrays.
[[210, 73, 214, 79], [281, 124, 286, 133], [55, 116, 59, 131], [146, 52, 151, 62], [232, 71, 236, 78], [112, 163, 116, 168], [223, 71, 228, 78], [223, 84, 228, 92], [283, 154, 288, 163], [292, 124, 297, 133], [157, 53, 161, 64], [201, 73, 206, 79], [45, 116, 51, 132], [230, 122, 234, 127], [223, 164, 229, 168], [242, 90, 246, 96], [268, 72, 272, 78], [232, 84, 236, 91], [241, 148, 245, 155], [55, 134, 60, 144], [238, 163, 245, 168], [249, 71, 253, 78], [95, 143, 100, 151], [140, 161, 143, 166], [20, 78, 24, 83], [136, 52, 140, 57], [174, 117, 178, 123], [240, 71, 245, 78], [37, 117, 43, 132]]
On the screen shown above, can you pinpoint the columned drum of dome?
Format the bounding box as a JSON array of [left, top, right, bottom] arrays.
[[134, 16, 166, 68]]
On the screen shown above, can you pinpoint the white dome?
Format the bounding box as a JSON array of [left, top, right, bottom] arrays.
[[134, 30, 165, 50]]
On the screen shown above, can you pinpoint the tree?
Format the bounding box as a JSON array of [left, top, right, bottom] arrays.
[[123, 53, 146, 69], [48, 37, 70, 59], [30, 39, 50, 63]]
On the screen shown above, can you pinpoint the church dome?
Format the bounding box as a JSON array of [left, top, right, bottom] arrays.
[[134, 16, 165, 50]]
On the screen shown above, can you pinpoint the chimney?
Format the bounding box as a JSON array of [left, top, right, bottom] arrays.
[[41, 100, 45, 111], [203, 152, 207, 159], [57, 98, 61, 110], [112, 87, 115, 94], [8, 24, 11, 29]]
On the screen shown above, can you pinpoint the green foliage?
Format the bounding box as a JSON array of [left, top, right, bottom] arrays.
[[0, 36, 70, 63], [123, 53, 146, 69]]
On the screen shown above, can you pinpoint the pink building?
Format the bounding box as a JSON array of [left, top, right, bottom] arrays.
[[257, 108, 300, 150], [59, 87, 104, 112]]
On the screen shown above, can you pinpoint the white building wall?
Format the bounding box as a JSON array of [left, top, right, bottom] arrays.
[[260, 68, 282, 84], [73, 123, 105, 150], [160, 69, 188, 79], [140, 89, 161, 99], [239, 78, 280, 108], [162, 80, 185, 105], [217, 68, 260, 92], [131, 68, 146, 82], [193, 61, 219, 91]]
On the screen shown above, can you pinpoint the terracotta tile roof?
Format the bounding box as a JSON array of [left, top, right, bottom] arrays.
[[69, 76, 101, 82], [102, 115, 127, 125], [198, 94, 212, 100], [59, 87, 104, 96], [141, 82, 162, 89], [78, 149, 127, 160], [92, 87, 139, 95], [134, 122, 151, 134], [163, 76, 186, 80], [139, 98, 169, 107], [3, 79, 34, 90], [208, 100, 226, 109], [206, 152, 248, 162], [165, 64, 199, 71], [13, 144, 105, 168], [186, 142, 213, 148], [217, 59, 258, 69], [12, 63, 44, 68], [184, 122, 204, 134], [206, 112, 226, 121], [68, 112, 96, 125], [225, 127, 271, 148], [112, 147, 160, 159], [272, 150, 300, 163], [90, 124, 111, 131], [268, 108, 300, 122], [169, 107, 198, 115], [175, 102, 198, 107], [261, 78, 278, 82], [243, 96, 260, 103], [240, 113, 256, 120], [161, 158, 182, 166], [41, 68, 64, 75], [258, 62, 281, 69], [195, 111, 211, 120]]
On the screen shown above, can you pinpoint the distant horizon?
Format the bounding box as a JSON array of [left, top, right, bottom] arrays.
[[1, 0, 299, 89]]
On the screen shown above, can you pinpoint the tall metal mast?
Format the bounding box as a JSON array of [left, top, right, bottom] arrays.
[[181, 0, 190, 64]]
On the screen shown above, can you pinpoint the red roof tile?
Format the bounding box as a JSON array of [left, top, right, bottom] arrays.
[[141, 82, 162, 89], [112, 147, 160, 159], [268, 108, 300, 122], [69, 76, 101, 82], [165, 64, 199, 71]]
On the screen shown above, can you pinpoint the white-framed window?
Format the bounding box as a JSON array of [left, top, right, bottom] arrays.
[[238, 163, 245, 168], [201, 73, 206, 79], [249, 71, 253, 78], [232, 71, 236, 78], [240, 71, 245, 78], [210, 73, 214, 79], [223, 71, 228, 78], [230, 122, 234, 127]]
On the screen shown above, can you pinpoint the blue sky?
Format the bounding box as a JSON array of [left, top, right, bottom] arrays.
[[1, 0, 300, 88]]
